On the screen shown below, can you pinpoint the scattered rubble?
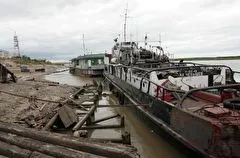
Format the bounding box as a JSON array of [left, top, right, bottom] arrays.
[[0, 74, 138, 157]]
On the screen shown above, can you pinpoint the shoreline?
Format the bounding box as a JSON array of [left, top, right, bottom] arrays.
[[174, 57, 240, 61]]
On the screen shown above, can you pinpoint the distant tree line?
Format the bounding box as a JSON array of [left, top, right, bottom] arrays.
[[12, 55, 52, 65]]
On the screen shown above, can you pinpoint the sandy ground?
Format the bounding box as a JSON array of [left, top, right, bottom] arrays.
[[0, 61, 76, 129], [0, 59, 64, 80]]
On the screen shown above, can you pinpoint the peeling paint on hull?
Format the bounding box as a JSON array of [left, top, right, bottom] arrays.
[[104, 72, 240, 158]]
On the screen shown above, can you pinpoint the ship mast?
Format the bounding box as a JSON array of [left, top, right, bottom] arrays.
[[159, 33, 162, 57], [159, 33, 162, 47], [123, 5, 128, 42], [82, 34, 86, 54], [13, 32, 20, 57]]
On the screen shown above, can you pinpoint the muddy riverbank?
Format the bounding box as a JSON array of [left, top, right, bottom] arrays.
[[45, 71, 186, 158], [0, 68, 138, 158], [0, 79, 75, 126]]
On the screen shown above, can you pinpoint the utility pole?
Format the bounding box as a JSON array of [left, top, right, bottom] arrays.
[[159, 33, 162, 57], [13, 32, 20, 57]]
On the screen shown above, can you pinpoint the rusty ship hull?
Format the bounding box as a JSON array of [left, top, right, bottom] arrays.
[[104, 64, 240, 158]]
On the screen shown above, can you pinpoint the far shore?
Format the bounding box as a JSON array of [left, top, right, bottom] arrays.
[[174, 55, 240, 61], [0, 58, 65, 81]]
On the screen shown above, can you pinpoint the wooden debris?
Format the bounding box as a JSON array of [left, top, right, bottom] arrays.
[[122, 131, 131, 145], [42, 113, 58, 131], [39, 103, 47, 111], [0, 141, 54, 158], [0, 131, 101, 158], [73, 130, 88, 138], [0, 140, 31, 158], [80, 124, 123, 130], [0, 63, 16, 83], [0, 81, 135, 157], [29, 151, 55, 158], [58, 105, 77, 128], [73, 105, 96, 131], [69, 99, 88, 111], [72, 88, 84, 99], [92, 114, 120, 124], [0, 122, 138, 158], [120, 116, 125, 126]]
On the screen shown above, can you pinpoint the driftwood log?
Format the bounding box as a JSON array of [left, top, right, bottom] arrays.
[[0, 122, 137, 158], [0, 131, 101, 158], [0, 140, 55, 158], [42, 113, 58, 131]]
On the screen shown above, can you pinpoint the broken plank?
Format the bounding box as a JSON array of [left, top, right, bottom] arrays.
[[72, 88, 84, 99], [70, 99, 88, 111], [80, 124, 123, 130], [92, 114, 120, 124], [58, 105, 77, 128], [72, 105, 96, 131]]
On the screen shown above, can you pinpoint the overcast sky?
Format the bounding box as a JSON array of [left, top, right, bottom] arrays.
[[0, 0, 240, 60]]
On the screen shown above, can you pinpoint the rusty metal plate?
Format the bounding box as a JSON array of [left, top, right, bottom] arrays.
[[204, 107, 231, 118]]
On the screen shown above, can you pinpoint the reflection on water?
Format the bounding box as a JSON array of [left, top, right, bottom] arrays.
[[44, 71, 185, 158], [109, 95, 185, 158], [45, 71, 93, 86], [91, 95, 122, 140]]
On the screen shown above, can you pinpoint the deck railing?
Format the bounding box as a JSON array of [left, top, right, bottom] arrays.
[[105, 62, 238, 105], [179, 84, 240, 107]]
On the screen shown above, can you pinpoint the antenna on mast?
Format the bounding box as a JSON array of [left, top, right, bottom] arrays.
[[123, 4, 128, 42], [82, 34, 86, 54], [144, 33, 148, 49], [159, 33, 162, 47], [13, 32, 20, 57]]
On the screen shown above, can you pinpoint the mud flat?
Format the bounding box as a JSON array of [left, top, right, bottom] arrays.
[[0, 71, 137, 157]]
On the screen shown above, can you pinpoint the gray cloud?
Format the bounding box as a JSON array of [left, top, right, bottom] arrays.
[[0, 0, 240, 60]]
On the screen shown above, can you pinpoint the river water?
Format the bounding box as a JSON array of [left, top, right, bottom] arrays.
[[188, 59, 240, 82], [44, 60, 240, 158]]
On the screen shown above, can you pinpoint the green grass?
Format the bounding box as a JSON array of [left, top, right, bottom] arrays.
[[12, 55, 52, 65]]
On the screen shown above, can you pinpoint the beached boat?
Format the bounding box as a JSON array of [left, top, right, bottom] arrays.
[[104, 39, 240, 157], [70, 54, 106, 77]]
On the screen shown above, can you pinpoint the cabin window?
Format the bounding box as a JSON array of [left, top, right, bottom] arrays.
[[98, 59, 103, 64], [88, 60, 91, 67], [75, 61, 79, 66], [91, 59, 98, 65]]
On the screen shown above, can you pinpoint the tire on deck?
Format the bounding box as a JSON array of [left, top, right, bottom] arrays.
[[223, 98, 240, 110]]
